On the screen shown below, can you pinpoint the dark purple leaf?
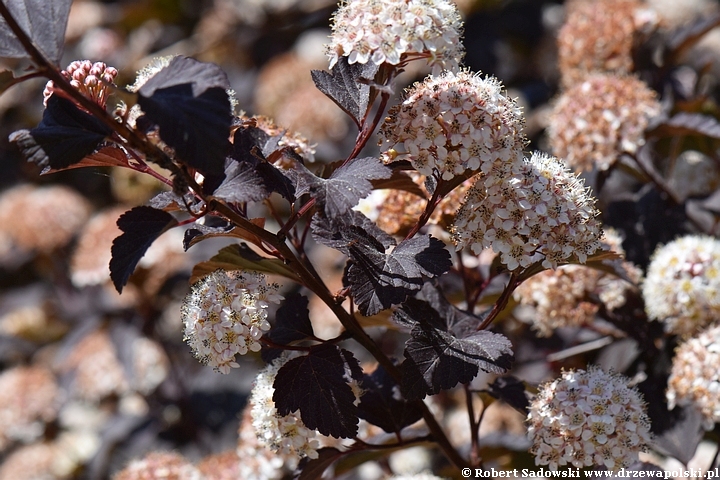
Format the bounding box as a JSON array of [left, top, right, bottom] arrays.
[[653, 405, 704, 466], [486, 376, 530, 414], [273, 344, 360, 438], [267, 292, 314, 345], [296, 448, 345, 480], [311, 57, 379, 127], [212, 158, 268, 204], [109, 206, 178, 292], [358, 364, 423, 434], [0, 0, 72, 64], [295, 156, 391, 218], [311, 210, 395, 252], [347, 234, 451, 316], [138, 55, 230, 97], [648, 112, 720, 140], [398, 298, 513, 400], [9, 96, 111, 171], [137, 57, 232, 178], [230, 127, 295, 201]]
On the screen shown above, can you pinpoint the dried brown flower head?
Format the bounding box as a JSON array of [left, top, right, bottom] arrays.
[[0, 184, 91, 254], [0, 366, 60, 452], [113, 451, 202, 480], [548, 74, 661, 173], [255, 52, 348, 142], [557, 0, 651, 87]]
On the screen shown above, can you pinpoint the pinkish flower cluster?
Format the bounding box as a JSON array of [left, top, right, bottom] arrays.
[[453, 152, 603, 271], [379, 69, 526, 181], [527, 367, 652, 472]]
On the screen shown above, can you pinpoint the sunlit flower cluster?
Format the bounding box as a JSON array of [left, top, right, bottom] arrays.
[[667, 324, 720, 430], [250, 354, 321, 463], [548, 74, 661, 173], [557, 0, 652, 87], [453, 152, 603, 271], [181, 269, 282, 374], [379, 70, 526, 181], [43, 60, 118, 109], [515, 229, 642, 336], [327, 0, 464, 72], [642, 235, 720, 337], [527, 367, 651, 472]]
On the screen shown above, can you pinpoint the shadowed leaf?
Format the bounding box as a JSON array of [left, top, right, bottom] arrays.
[[397, 298, 514, 400], [0, 0, 72, 64], [358, 364, 423, 433], [10, 96, 111, 171], [273, 344, 360, 438], [110, 206, 178, 292], [137, 57, 232, 178]]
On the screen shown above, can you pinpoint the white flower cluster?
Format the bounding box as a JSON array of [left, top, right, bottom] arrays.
[[43, 60, 118, 109], [380, 70, 526, 181], [327, 0, 464, 72], [181, 269, 282, 374], [667, 324, 720, 430], [453, 152, 603, 270], [642, 235, 720, 337], [250, 354, 321, 463], [527, 367, 652, 472]]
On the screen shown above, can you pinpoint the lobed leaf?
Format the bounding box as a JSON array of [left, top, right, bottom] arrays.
[[10, 96, 111, 172], [397, 298, 514, 400], [266, 292, 314, 346], [272, 344, 360, 438], [110, 206, 178, 292], [311, 57, 379, 127], [212, 158, 268, 204], [0, 0, 72, 65], [486, 376, 530, 415], [229, 127, 295, 201], [346, 234, 452, 316], [295, 156, 391, 218]]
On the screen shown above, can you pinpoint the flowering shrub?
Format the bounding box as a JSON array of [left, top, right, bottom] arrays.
[[2, 0, 720, 477]]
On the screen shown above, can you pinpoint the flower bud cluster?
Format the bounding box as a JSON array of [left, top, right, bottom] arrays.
[[327, 0, 464, 72], [453, 152, 602, 271], [250, 354, 321, 462], [181, 269, 282, 374], [379, 70, 526, 181], [548, 74, 661, 173], [527, 367, 651, 472], [43, 60, 118, 109], [642, 235, 720, 337], [515, 229, 642, 336], [667, 324, 720, 430]]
